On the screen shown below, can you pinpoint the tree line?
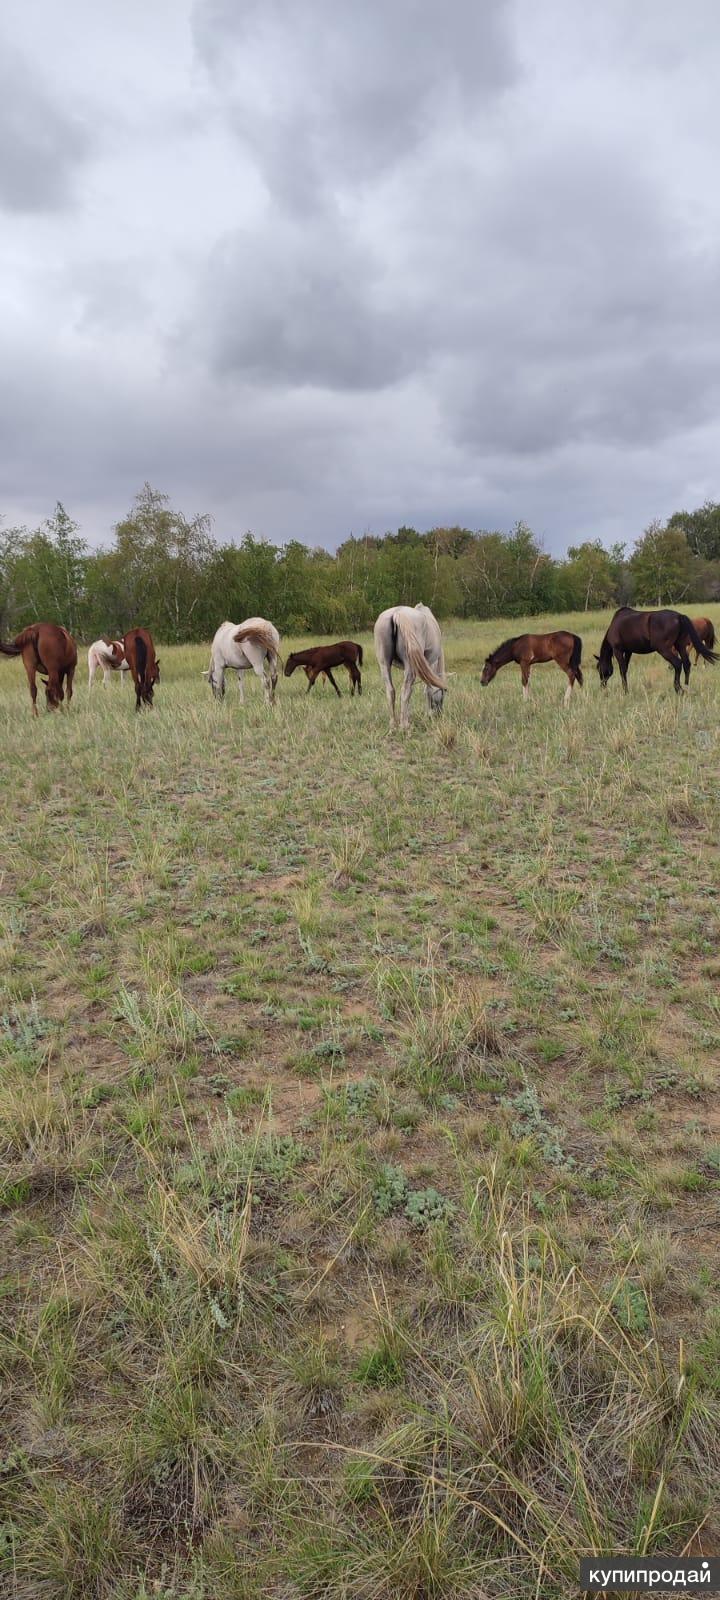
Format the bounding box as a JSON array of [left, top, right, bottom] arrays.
[[1, 484, 719, 644]]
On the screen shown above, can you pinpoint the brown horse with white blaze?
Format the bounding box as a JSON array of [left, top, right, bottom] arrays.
[[481, 631, 583, 704], [0, 623, 77, 716], [123, 628, 160, 711]]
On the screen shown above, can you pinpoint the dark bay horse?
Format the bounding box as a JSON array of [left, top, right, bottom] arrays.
[[481, 631, 583, 704], [284, 641, 363, 696], [689, 616, 716, 664], [123, 628, 160, 711], [0, 623, 77, 716], [596, 608, 718, 694]]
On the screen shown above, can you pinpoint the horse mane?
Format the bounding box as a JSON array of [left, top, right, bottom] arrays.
[[487, 635, 520, 665]]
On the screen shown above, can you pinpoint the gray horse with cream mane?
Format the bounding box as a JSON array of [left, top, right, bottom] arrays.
[[203, 619, 280, 706], [373, 603, 447, 730]]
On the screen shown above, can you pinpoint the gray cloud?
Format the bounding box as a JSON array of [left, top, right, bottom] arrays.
[[1, 0, 720, 554], [192, 0, 516, 206], [0, 41, 90, 212]]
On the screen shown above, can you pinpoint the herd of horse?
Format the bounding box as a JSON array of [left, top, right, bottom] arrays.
[[0, 605, 717, 727]]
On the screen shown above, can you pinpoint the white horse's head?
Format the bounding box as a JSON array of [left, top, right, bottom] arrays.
[[203, 664, 225, 698]]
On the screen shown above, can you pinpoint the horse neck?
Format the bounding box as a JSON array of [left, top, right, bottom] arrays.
[[599, 637, 613, 665], [491, 640, 516, 667]]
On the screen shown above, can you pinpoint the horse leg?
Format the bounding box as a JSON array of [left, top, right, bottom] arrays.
[[379, 659, 396, 727], [659, 646, 684, 693], [23, 652, 39, 718], [521, 662, 531, 701], [355, 664, 362, 696], [234, 669, 243, 702], [399, 668, 415, 731], [268, 655, 278, 706], [326, 668, 342, 697], [614, 647, 629, 692], [66, 665, 75, 707], [563, 667, 574, 706], [679, 644, 691, 686], [306, 667, 319, 693]]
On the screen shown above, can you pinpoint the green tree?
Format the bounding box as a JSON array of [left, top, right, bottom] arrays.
[[562, 541, 616, 610], [667, 501, 720, 562], [629, 521, 693, 605]]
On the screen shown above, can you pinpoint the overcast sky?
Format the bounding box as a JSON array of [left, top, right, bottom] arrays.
[[2, 0, 719, 554]]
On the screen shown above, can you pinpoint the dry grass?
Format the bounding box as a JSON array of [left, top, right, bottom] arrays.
[[1, 609, 719, 1597]]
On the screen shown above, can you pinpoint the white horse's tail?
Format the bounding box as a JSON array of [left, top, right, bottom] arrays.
[[233, 623, 278, 658], [393, 611, 447, 689]]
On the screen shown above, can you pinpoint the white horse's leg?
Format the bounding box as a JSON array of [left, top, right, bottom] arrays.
[[88, 659, 96, 688], [103, 667, 112, 687], [235, 668, 243, 701], [267, 651, 278, 706], [399, 668, 415, 731], [378, 658, 396, 727]]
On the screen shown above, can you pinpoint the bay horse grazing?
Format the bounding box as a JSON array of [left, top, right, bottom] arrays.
[[481, 631, 583, 705], [88, 638, 129, 687], [373, 603, 447, 730], [284, 641, 363, 696], [596, 607, 718, 695], [689, 617, 716, 665], [203, 619, 280, 707], [123, 628, 160, 711], [0, 622, 77, 716]]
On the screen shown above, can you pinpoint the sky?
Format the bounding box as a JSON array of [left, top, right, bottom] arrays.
[[2, 0, 720, 555]]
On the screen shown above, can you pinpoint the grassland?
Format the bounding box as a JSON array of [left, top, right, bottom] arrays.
[[1, 609, 719, 1599]]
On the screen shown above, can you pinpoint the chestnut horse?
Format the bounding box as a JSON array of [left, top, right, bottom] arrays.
[[689, 616, 716, 665], [123, 628, 160, 711], [284, 641, 363, 696], [481, 631, 583, 704], [0, 622, 77, 716], [596, 608, 718, 695]]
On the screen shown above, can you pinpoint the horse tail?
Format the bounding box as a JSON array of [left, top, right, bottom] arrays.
[[356, 643, 363, 667], [393, 610, 447, 690], [706, 620, 716, 651], [234, 623, 279, 659], [682, 616, 719, 664], [0, 624, 41, 656], [135, 632, 148, 690], [569, 633, 583, 685]]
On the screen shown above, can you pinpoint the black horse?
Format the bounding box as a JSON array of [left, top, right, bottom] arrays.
[[596, 608, 718, 694]]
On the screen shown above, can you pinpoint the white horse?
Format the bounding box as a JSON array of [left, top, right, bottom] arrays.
[[203, 619, 280, 707], [373, 603, 447, 730], [88, 638, 130, 687]]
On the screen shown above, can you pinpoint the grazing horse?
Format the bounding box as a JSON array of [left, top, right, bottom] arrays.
[[284, 641, 363, 697], [481, 631, 583, 705], [203, 619, 280, 707], [596, 607, 718, 695], [689, 617, 716, 665], [373, 603, 447, 730], [123, 628, 160, 711], [88, 638, 129, 687], [0, 622, 77, 716]]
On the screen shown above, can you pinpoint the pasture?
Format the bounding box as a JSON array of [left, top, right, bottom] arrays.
[[1, 609, 719, 1599]]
